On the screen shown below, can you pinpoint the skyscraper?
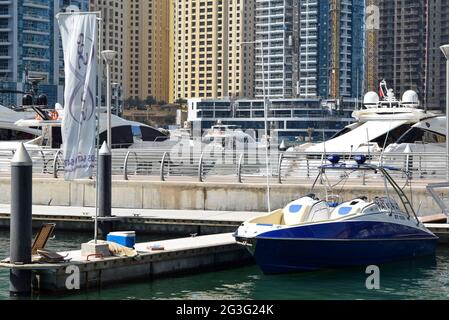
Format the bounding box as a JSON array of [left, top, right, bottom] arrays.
[[0, 0, 62, 107], [299, 0, 319, 98], [255, 0, 365, 100], [126, 0, 170, 103], [425, 0, 449, 110], [311, 0, 365, 99], [255, 0, 295, 99], [170, 0, 255, 102], [377, 1, 427, 102], [373, 0, 449, 110], [90, 0, 126, 104]]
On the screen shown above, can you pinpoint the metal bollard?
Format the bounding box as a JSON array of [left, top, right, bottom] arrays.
[[98, 142, 112, 238], [9, 143, 32, 297]]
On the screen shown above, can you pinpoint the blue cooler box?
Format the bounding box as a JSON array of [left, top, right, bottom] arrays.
[[107, 231, 136, 248]]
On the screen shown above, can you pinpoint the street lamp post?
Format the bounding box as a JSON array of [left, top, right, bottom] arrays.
[[440, 45, 449, 181], [241, 40, 271, 212], [101, 50, 117, 149]]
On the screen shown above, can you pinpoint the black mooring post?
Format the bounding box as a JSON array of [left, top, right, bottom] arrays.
[[9, 143, 32, 297], [98, 141, 112, 238]]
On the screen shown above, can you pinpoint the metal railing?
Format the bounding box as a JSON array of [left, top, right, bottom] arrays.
[[0, 148, 448, 184], [0, 148, 62, 176], [426, 182, 449, 222]]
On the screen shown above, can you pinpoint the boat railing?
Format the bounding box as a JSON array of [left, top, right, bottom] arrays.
[[0, 148, 448, 185], [426, 183, 449, 222]]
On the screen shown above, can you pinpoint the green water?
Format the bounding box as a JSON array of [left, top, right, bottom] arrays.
[[1, 230, 449, 300]]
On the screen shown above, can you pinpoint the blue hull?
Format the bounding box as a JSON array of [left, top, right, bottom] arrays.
[[252, 237, 438, 274], [240, 220, 438, 274]]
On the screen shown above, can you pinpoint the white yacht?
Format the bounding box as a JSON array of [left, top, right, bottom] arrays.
[[301, 80, 437, 154], [202, 121, 267, 152], [2, 104, 168, 151], [0, 104, 40, 147]]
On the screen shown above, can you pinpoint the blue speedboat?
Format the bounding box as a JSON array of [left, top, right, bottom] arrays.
[[234, 156, 438, 274]]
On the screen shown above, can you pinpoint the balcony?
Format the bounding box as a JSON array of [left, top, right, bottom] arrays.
[[23, 0, 48, 9]]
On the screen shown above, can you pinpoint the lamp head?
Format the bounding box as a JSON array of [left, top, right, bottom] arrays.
[[66, 5, 80, 13], [440, 45, 449, 60], [101, 50, 117, 64]]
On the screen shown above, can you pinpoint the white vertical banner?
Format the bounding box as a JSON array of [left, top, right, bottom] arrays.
[[57, 14, 97, 180]]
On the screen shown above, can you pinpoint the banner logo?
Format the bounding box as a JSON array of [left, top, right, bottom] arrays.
[[67, 33, 95, 125]]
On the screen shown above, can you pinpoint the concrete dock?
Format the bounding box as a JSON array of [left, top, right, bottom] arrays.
[[0, 232, 252, 293], [0, 204, 263, 235]]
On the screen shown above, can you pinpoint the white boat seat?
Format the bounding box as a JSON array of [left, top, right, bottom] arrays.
[[282, 197, 318, 226], [330, 199, 368, 220], [304, 201, 332, 222]]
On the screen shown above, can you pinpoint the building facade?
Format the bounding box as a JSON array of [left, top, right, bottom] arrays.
[[188, 97, 356, 142], [299, 0, 319, 98], [126, 0, 170, 104], [90, 0, 126, 105], [377, 0, 427, 103], [170, 0, 255, 103], [309, 0, 365, 99], [375, 0, 449, 110], [0, 0, 62, 107], [425, 0, 449, 110], [255, 0, 295, 99], [255, 0, 365, 100]]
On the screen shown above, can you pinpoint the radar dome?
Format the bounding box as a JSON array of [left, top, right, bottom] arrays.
[[402, 90, 419, 104], [66, 5, 80, 13], [363, 91, 379, 104]]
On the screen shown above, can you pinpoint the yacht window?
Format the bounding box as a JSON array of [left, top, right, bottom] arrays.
[[371, 124, 412, 146], [99, 125, 133, 148], [140, 126, 169, 142], [0, 129, 35, 141], [330, 127, 352, 139], [396, 127, 446, 144]]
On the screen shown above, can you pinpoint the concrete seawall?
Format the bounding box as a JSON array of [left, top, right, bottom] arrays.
[[0, 177, 441, 215]]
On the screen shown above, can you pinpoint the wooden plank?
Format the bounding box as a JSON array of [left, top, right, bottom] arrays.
[[420, 214, 447, 223]]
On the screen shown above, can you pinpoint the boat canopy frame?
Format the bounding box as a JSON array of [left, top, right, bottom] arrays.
[[310, 163, 420, 224]]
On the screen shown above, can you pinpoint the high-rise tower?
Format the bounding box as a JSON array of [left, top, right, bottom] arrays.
[[170, 0, 255, 102], [0, 0, 64, 107], [126, 0, 170, 103]]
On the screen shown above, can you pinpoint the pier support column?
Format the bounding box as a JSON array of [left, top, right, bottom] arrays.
[[9, 143, 32, 297], [98, 141, 112, 238]]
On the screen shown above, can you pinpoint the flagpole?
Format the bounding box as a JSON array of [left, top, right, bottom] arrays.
[[56, 10, 102, 244], [95, 12, 103, 244]]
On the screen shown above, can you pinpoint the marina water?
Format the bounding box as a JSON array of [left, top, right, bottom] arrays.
[[1, 230, 449, 300]]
